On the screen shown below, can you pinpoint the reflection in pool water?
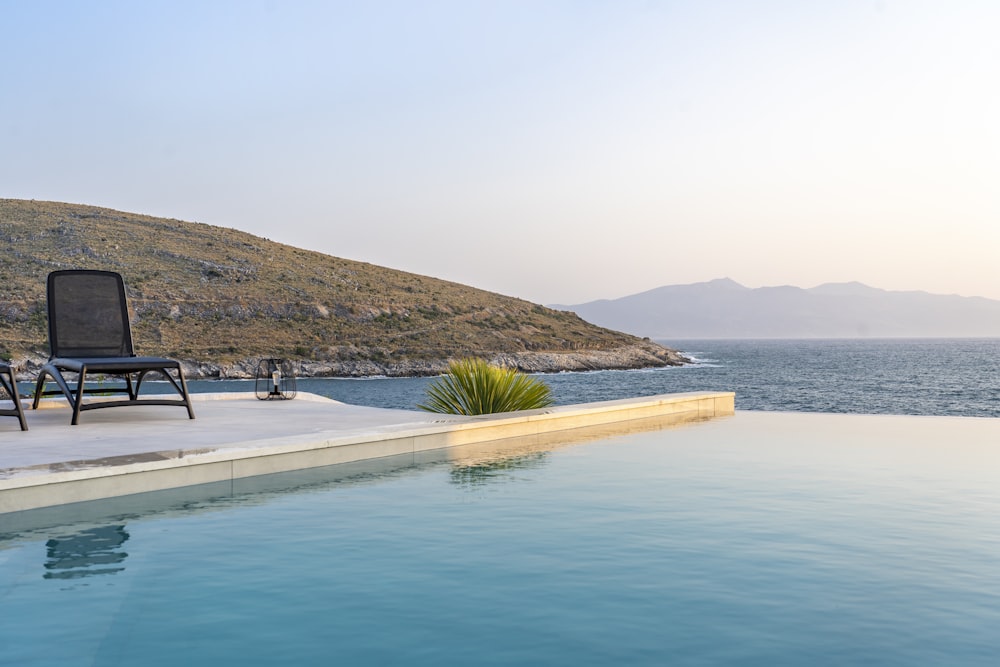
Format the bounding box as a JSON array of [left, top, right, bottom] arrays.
[[1, 411, 1000, 666], [44, 525, 130, 580]]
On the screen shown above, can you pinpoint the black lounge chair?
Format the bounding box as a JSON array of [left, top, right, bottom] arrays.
[[0, 362, 28, 430], [32, 270, 196, 425]]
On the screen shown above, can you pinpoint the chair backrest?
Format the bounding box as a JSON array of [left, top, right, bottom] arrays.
[[47, 270, 135, 359]]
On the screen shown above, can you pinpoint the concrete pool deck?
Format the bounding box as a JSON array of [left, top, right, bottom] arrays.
[[0, 390, 735, 514]]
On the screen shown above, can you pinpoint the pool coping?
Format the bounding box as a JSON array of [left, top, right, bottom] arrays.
[[0, 390, 734, 514]]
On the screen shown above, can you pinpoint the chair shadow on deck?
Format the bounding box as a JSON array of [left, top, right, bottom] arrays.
[[32, 270, 195, 426]]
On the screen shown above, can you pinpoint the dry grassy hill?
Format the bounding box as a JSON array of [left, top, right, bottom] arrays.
[[0, 199, 685, 377]]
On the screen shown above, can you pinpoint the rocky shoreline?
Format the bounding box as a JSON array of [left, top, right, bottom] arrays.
[[9, 343, 690, 381]]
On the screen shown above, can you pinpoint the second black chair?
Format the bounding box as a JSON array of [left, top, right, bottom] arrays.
[[32, 270, 196, 425]]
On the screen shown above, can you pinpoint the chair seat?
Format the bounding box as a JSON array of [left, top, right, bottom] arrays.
[[48, 356, 182, 373]]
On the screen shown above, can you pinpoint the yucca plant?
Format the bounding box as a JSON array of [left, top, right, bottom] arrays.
[[418, 358, 554, 415]]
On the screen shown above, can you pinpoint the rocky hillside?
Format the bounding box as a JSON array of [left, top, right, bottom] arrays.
[[0, 199, 686, 378]]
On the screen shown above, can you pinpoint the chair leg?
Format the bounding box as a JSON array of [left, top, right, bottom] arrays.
[[124, 372, 138, 400], [71, 366, 88, 426], [32, 369, 50, 410], [177, 366, 196, 420], [1, 366, 28, 431], [14, 380, 27, 431]]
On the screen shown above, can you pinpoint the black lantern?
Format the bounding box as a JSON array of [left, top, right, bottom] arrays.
[[255, 358, 297, 400]]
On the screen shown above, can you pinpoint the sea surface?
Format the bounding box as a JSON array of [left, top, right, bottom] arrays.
[[194, 338, 1000, 418]]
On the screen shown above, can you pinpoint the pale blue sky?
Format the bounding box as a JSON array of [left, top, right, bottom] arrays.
[[3, 1, 998, 304]]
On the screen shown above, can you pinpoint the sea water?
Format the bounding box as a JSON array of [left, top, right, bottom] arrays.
[[188, 338, 1000, 417], [2, 412, 999, 666]]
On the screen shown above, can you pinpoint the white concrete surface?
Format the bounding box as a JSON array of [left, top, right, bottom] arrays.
[[0, 390, 735, 513]]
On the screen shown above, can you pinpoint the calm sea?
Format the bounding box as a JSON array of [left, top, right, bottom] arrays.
[[197, 338, 1000, 418]]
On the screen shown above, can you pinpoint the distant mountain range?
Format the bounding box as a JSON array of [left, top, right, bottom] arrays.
[[551, 278, 1000, 339]]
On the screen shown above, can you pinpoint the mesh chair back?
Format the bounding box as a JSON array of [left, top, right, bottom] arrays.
[[47, 270, 135, 358]]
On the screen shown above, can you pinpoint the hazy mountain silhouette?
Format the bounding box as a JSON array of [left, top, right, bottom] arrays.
[[552, 278, 1000, 338]]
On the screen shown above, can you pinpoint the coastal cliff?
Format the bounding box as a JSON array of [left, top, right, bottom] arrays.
[[180, 345, 687, 379], [1, 199, 687, 377]]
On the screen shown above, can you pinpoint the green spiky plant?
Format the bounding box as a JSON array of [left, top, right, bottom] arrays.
[[417, 358, 554, 415]]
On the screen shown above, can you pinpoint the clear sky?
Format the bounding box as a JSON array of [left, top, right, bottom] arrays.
[[2, 1, 998, 305]]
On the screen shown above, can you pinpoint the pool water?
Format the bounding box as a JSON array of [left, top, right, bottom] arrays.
[[2, 411, 1000, 666]]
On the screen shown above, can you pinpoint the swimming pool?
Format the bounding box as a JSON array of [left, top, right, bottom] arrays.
[[2, 411, 999, 666]]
